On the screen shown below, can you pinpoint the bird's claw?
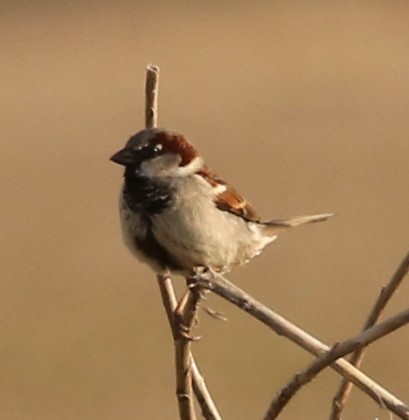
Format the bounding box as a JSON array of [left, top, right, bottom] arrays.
[[202, 306, 228, 321], [176, 320, 201, 341]]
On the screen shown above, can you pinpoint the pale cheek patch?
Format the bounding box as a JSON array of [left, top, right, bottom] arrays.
[[139, 155, 204, 178], [139, 154, 181, 177], [193, 173, 227, 196], [175, 156, 204, 177]]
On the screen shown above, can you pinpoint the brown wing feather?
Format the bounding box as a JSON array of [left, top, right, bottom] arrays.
[[215, 185, 260, 222], [197, 167, 260, 222]]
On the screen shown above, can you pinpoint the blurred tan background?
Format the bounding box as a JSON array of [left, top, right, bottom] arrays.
[[1, 1, 409, 419]]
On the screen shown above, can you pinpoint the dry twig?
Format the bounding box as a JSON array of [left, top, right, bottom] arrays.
[[145, 65, 192, 420], [194, 271, 409, 419], [157, 274, 197, 420], [173, 285, 200, 420], [330, 251, 409, 420], [144, 65, 220, 420], [145, 64, 159, 128], [264, 305, 409, 419], [157, 276, 221, 420]]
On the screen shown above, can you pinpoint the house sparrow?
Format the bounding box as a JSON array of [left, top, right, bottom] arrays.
[[110, 128, 332, 276]]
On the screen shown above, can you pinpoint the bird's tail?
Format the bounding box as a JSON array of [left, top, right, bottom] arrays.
[[263, 213, 334, 234]]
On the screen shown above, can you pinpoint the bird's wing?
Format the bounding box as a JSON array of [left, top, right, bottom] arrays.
[[214, 184, 261, 222], [197, 167, 261, 222]]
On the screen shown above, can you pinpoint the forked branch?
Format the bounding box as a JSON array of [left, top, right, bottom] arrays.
[[264, 305, 409, 418], [194, 270, 409, 419], [330, 251, 409, 419]]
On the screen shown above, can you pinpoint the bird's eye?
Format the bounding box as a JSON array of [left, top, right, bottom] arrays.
[[152, 143, 163, 155], [132, 143, 163, 160]]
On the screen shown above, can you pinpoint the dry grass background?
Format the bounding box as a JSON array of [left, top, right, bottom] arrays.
[[1, 1, 409, 419]]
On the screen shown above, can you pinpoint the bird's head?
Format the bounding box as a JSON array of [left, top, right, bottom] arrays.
[[110, 128, 204, 178]]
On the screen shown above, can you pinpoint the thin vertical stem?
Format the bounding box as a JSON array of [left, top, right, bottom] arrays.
[[145, 64, 159, 128], [145, 65, 220, 419]]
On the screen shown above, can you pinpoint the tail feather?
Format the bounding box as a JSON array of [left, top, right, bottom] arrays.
[[264, 213, 334, 232]]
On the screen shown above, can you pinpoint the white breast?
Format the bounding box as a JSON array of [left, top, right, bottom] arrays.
[[148, 176, 276, 272]]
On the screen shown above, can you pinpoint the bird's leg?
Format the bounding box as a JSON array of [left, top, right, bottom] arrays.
[[190, 267, 228, 322], [173, 268, 205, 341]]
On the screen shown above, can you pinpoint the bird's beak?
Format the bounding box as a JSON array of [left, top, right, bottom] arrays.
[[110, 148, 138, 166]]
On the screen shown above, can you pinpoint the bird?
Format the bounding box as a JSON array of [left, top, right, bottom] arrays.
[[110, 128, 332, 277]]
